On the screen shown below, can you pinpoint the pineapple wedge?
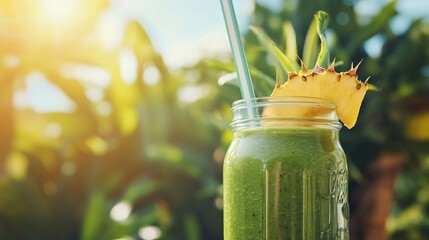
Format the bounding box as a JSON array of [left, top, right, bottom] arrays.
[[269, 61, 368, 129]]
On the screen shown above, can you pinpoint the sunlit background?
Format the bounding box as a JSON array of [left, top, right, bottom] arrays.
[[0, 0, 428, 239], [6, 0, 429, 113]]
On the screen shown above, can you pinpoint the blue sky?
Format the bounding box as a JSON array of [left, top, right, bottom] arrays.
[[108, 0, 282, 68]]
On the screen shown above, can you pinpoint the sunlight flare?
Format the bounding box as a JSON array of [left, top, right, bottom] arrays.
[[40, 0, 77, 23]]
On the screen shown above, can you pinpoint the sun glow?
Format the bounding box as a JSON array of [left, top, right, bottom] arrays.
[[26, 0, 105, 44], [40, 0, 77, 22], [0, 0, 107, 50]]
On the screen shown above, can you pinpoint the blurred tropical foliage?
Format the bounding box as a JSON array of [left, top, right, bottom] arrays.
[[0, 0, 428, 240], [0, 0, 224, 239]]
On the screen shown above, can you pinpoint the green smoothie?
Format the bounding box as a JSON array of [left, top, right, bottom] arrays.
[[224, 127, 349, 240]]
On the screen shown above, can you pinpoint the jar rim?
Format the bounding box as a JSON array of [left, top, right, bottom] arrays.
[[232, 96, 336, 109], [230, 96, 342, 131]]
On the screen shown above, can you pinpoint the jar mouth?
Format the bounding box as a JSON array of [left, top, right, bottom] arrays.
[[230, 96, 342, 131], [232, 96, 336, 108]]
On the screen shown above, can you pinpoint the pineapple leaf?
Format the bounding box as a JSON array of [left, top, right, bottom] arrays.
[[315, 11, 330, 68], [303, 11, 330, 68], [250, 26, 300, 74], [282, 21, 298, 63], [302, 16, 318, 68], [367, 83, 381, 91]]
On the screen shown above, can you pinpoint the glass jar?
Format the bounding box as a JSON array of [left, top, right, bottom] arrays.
[[224, 97, 349, 240]]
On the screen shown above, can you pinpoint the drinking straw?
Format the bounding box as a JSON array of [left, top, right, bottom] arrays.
[[220, 0, 256, 101]]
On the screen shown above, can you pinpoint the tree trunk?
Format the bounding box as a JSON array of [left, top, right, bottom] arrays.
[[350, 152, 405, 240]]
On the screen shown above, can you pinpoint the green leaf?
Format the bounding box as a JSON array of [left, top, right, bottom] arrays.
[[144, 143, 201, 177], [315, 11, 330, 68], [122, 178, 157, 203], [184, 213, 201, 240], [81, 191, 107, 240], [302, 16, 318, 68], [250, 26, 300, 73], [367, 83, 381, 91], [282, 21, 298, 62]]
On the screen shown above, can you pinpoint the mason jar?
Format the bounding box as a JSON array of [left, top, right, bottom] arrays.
[[224, 97, 349, 240]]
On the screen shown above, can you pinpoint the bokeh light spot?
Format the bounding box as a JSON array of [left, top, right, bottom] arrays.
[[363, 34, 385, 58], [214, 196, 223, 210], [84, 136, 108, 156], [5, 152, 28, 180], [142, 63, 161, 86], [390, 15, 412, 36], [178, 85, 210, 103], [96, 101, 112, 117], [61, 161, 76, 176], [336, 12, 349, 25], [110, 201, 132, 222], [213, 147, 225, 164], [3, 54, 20, 68], [85, 87, 104, 102], [138, 226, 162, 240], [45, 122, 62, 138], [421, 66, 429, 77], [120, 49, 138, 84]]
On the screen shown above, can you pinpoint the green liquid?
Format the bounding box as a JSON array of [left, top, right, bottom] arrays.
[[224, 127, 349, 240]]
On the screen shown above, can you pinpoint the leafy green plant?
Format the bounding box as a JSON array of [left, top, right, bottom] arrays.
[[0, 1, 223, 239], [193, 0, 429, 239]]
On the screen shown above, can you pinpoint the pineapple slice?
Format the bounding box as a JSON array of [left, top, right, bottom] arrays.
[[269, 61, 368, 129]]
